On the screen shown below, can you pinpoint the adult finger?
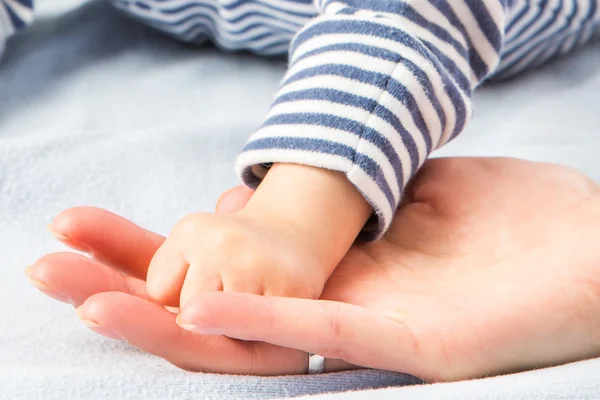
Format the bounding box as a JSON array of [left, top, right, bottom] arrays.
[[178, 292, 427, 379], [215, 185, 254, 214], [27, 252, 149, 307], [78, 291, 308, 375], [49, 206, 165, 279]]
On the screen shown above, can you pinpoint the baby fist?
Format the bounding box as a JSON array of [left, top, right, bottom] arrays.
[[146, 211, 327, 308]]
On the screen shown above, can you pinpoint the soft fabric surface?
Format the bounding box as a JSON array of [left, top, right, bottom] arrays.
[[0, 1, 599, 399]]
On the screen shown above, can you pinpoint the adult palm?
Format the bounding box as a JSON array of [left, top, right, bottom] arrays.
[[28, 157, 600, 382]]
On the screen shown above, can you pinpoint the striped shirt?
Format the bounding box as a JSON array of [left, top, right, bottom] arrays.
[[2, 0, 599, 238]]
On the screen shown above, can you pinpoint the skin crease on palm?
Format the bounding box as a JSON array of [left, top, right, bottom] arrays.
[[27, 157, 600, 382]]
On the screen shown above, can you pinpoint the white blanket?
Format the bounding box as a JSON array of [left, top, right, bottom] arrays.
[[1, 1, 599, 398]]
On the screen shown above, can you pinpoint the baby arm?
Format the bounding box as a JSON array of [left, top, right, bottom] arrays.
[[147, 163, 371, 307], [147, 0, 515, 307]]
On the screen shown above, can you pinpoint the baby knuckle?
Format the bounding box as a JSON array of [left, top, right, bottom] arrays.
[[223, 252, 265, 278], [174, 213, 205, 234], [242, 248, 269, 269], [211, 228, 261, 262], [209, 224, 244, 246]]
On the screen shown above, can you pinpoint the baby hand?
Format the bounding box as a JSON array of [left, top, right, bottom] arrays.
[[146, 164, 372, 308], [146, 209, 327, 308]]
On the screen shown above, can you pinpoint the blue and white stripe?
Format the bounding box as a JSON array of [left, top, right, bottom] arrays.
[[2, 0, 598, 238], [1, 0, 34, 52], [495, 0, 600, 78], [236, 0, 599, 238], [111, 0, 318, 55]]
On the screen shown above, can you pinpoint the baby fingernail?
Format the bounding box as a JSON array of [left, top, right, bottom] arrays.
[[77, 309, 123, 340], [175, 314, 221, 335], [164, 305, 181, 314], [24, 266, 70, 303]]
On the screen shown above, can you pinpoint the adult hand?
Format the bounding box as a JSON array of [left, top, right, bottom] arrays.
[[178, 157, 600, 381], [27, 186, 312, 375], [26, 157, 600, 381]]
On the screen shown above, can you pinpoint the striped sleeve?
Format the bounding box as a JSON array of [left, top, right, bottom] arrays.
[[0, 0, 34, 55], [236, 0, 513, 240], [494, 0, 600, 79]]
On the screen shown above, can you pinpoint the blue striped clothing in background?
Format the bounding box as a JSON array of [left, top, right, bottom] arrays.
[[2, 0, 599, 238]]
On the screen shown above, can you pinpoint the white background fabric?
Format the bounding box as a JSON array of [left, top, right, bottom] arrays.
[[0, 1, 599, 398]]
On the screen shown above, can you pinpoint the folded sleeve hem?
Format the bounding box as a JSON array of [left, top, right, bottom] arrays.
[[236, 146, 394, 240]]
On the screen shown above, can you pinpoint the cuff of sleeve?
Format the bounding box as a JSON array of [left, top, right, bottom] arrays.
[[236, 140, 395, 241], [235, 13, 472, 240]]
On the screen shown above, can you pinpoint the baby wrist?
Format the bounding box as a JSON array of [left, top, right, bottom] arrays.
[[240, 163, 371, 275]]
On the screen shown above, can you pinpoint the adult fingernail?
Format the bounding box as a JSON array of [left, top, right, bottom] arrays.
[[24, 266, 70, 303], [76, 308, 123, 340], [47, 225, 91, 253], [175, 314, 221, 335], [47, 224, 69, 241]]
